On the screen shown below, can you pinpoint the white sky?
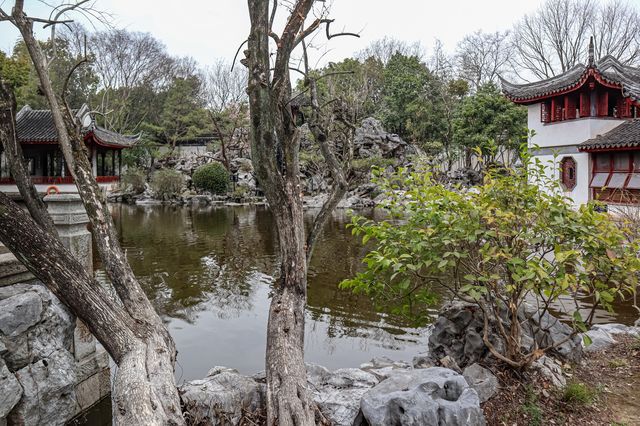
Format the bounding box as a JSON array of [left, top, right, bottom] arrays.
[[2, 0, 640, 67]]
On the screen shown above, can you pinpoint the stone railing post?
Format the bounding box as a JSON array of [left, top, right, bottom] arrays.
[[44, 193, 93, 275], [45, 193, 110, 413]]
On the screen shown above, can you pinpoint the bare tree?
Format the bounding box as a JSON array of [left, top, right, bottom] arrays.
[[510, 0, 640, 81], [356, 35, 425, 64], [245, 1, 356, 424], [590, 0, 640, 64], [511, 0, 595, 80], [202, 60, 248, 168], [429, 39, 455, 81], [0, 2, 184, 424], [456, 30, 510, 90], [89, 29, 175, 133]]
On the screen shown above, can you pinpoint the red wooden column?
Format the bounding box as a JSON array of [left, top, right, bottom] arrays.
[[580, 92, 591, 117], [597, 91, 609, 117]]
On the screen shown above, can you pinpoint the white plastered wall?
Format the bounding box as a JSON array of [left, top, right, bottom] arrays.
[[527, 104, 626, 148], [527, 103, 626, 206], [534, 152, 591, 206]]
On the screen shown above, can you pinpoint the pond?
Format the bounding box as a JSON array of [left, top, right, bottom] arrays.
[[100, 204, 432, 382], [100, 204, 639, 383]]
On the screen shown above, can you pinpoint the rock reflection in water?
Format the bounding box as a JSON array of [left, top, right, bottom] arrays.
[[103, 204, 430, 380]]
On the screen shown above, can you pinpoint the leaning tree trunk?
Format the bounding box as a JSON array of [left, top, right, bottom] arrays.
[[7, 5, 184, 424], [0, 79, 56, 234], [0, 193, 183, 425]]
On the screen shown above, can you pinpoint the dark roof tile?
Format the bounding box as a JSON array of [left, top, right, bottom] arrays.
[[501, 55, 640, 103], [579, 119, 640, 151], [15, 105, 138, 148]]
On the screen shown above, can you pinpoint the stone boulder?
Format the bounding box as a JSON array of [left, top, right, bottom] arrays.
[[0, 291, 43, 337], [462, 363, 498, 403], [229, 158, 257, 193], [360, 367, 485, 426], [0, 358, 21, 419], [307, 363, 379, 426], [1, 282, 79, 425], [531, 355, 566, 388], [429, 300, 583, 368], [179, 367, 265, 425], [582, 323, 640, 353], [354, 118, 417, 160], [359, 357, 412, 380], [8, 349, 78, 425]]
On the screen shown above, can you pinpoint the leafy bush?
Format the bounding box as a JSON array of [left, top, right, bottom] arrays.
[[121, 167, 146, 194], [150, 169, 183, 199], [192, 162, 229, 194], [562, 382, 596, 405], [341, 149, 640, 368]]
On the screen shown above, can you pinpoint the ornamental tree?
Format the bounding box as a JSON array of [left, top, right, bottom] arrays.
[[341, 151, 640, 368]]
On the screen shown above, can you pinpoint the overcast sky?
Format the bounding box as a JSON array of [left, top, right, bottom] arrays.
[[2, 0, 639, 67]]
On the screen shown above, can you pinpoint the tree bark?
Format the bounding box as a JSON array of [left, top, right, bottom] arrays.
[[246, 1, 316, 424], [7, 5, 184, 424], [0, 80, 56, 234], [0, 192, 183, 425]]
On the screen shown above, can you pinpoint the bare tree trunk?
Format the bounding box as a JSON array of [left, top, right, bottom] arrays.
[[0, 80, 56, 234], [246, 1, 316, 424], [210, 113, 230, 169]]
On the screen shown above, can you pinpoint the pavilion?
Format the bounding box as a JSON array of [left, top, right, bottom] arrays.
[[0, 104, 137, 193], [502, 39, 640, 206]]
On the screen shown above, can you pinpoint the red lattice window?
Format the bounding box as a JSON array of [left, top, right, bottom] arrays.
[[560, 157, 577, 190]]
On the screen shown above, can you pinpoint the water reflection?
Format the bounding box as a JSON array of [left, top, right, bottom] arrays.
[[103, 204, 637, 380], [104, 204, 429, 380]]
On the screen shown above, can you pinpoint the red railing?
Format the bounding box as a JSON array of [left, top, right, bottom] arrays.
[[0, 176, 120, 184]]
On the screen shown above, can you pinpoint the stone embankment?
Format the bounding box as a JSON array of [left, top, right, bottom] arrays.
[[179, 300, 640, 426], [0, 195, 110, 426]]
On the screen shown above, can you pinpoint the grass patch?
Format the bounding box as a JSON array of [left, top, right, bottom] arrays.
[[563, 382, 596, 405], [521, 386, 543, 426], [608, 358, 629, 368]]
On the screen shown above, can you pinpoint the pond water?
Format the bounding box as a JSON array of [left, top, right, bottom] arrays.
[[100, 204, 639, 383], [101, 204, 432, 382]]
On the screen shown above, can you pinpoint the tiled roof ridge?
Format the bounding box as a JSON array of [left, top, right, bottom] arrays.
[[501, 54, 640, 103]]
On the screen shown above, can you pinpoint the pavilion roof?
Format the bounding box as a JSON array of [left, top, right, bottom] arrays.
[[501, 51, 640, 104], [579, 119, 640, 151], [15, 105, 139, 148]]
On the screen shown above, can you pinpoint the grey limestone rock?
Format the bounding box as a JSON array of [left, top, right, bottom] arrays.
[[179, 367, 265, 426], [0, 358, 21, 418], [307, 363, 379, 426], [0, 292, 43, 337], [360, 367, 485, 426], [8, 349, 78, 426], [462, 363, 498, 403], [429, 300, 583, 368]]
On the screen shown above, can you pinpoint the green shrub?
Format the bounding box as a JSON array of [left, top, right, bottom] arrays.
[[150, 169, 183, 198], [341, 147, 640, 368], [563, 382, 596, 405], [192, 162, 229, 194], [121, 167, 146, 194]]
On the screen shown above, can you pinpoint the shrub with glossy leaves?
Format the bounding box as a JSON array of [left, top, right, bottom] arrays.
[[192, 162, 229, 194], [341, 148, 640, 368]]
